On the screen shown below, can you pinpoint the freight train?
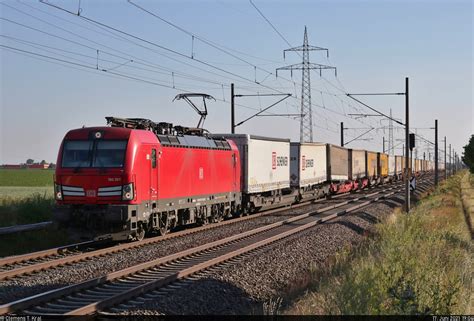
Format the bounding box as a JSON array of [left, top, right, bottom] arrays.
[[53, 117, 437, 241]]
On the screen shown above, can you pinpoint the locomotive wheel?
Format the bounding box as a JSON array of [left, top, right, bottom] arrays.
[[135, 228, 146, 242], [158, 214, 170, 236], [198, 217, 209, 226]]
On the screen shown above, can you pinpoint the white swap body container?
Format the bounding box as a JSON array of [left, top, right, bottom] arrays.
[[211, 134, 290, 194], [350, 149, 367, 180], [290, 142, 327, 188], [389, 155, 396, 176], [395, 156, 404, 174]]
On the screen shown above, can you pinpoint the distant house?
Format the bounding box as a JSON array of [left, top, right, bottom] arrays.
[[28, 164, 50, 169], [2, 164, 25, 169], [1, 163, 51, 169]]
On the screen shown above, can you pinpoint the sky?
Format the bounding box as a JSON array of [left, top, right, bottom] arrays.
[[0, 0, 472, 164]]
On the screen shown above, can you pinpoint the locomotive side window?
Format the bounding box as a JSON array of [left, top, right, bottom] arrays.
[[62, 140, 92, 168], [93, 140, 127, 168], [151, 149, 157, 168]]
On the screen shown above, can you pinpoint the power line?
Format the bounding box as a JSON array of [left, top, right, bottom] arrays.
[[248, 0, 293, 48], [36, 0, 356, 134], [39, 0, 293, 96], [0, 6, 255, 89], [1, 34, 235, 88], [3, 3, 275, 93], [8, 1, 376, 140], [128, 0, 375, 137]]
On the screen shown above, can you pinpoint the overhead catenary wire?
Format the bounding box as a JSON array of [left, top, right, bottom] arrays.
[[0, 8, 256, 90], [6, 43, 346, 137], [2, 3, 276, 95], [4, 1, 381, 141], [37, 0, 365, 133], [38, 0, 296, 97]]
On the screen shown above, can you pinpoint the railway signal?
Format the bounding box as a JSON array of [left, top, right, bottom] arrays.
[[410, 176, 416, 191]]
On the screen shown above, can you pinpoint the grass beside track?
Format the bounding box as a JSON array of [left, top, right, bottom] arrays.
[[285, 172, 472, 315], [0, 169, 65, 257], [0, 169, 54, 187], [0, 193, 54, 227], [0, 168, 55, 227], [0, 192, 68, 257]]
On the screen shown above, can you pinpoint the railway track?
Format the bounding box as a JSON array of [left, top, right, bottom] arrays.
[[0, 182, 391, 281], [0, 177, 434, 315]]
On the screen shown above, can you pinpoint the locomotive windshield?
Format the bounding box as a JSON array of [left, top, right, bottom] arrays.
[[62, 140, 127, 168]]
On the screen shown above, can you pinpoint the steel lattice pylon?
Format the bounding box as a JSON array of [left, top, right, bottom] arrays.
[[277, 26, 336, 143]]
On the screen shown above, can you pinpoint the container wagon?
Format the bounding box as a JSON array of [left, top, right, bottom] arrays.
[[378, 153, 389, 183], [395, 155, 404, 179], [212, 134, 292, 213], [414, 159, 422, 175], [388, 155, 397, 181], [367, 151, 378, 184], [349, 149, 369, 189], [327, 144, 352, 193], [290, 142, 329, 200]]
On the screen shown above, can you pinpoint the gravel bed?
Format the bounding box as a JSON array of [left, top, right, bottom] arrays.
[[0, 195, 349, 304], [0, 182, 410, 305], [119, 194, 407, 315]]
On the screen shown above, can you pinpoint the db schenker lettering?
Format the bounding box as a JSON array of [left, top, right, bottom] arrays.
[[276, 156, 288, 167]]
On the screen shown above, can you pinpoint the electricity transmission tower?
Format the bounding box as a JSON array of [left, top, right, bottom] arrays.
[[276, 26, 336, 143]]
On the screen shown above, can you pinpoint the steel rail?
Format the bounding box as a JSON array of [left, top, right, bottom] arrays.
[[0, 183, 387, 280], [0, 178, 433, 315], [0, 193, 333, 270], [0, 240, 96, 267], [0, 221, 52, 235]]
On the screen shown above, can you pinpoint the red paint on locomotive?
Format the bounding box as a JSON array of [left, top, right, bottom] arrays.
[[54, 125, 241, 241]]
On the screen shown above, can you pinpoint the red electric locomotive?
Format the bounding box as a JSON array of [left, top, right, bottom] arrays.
[[54, 117, 241, 241]]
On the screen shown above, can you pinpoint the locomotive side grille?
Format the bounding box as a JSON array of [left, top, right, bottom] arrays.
[[98, 186, 122, 197], [62, 185, 85, 196]]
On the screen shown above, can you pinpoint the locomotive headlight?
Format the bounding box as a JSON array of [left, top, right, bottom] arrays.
[[54, 184, 63, 200], [122, 183, 134, 200]]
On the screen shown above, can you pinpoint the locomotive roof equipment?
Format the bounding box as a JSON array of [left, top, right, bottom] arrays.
[[173, 93, 216, 129]]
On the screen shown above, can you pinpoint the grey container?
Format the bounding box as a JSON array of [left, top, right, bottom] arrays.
[[327, 144, 349, 181]]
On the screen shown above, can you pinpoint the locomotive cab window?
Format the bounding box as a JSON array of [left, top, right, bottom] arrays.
[[92, 140, 127, 168], [62, 140, 127, 168], [61, 140, 92, 168]]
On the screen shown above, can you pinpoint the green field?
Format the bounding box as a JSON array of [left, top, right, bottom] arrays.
[[0, 169, 54, 187], [0, 169, 55, 227], [0, 169, 69, 256]]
